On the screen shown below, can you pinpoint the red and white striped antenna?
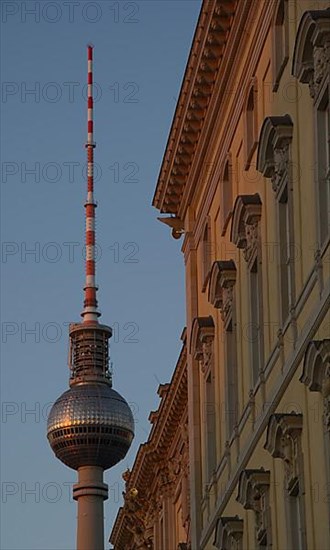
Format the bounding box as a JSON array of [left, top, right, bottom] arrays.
[[82, 44, 100, 324]]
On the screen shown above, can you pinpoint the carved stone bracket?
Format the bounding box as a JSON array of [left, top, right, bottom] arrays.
[[214, 515, 244, 550], [208, 260, 237, 323], [190, 316, 215, 375], [237, 468, 271, 546], [123, 489, 153, 549], [264, 413, 303, 492], [301, 339, 330, 432], [230, 194, 262, 267], [257, 115, 294, 196], [292, 9, 330, 102], [158, 463, 176, 498]]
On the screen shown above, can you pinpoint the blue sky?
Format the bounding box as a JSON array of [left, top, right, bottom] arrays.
[[0, 2, 201, 548]]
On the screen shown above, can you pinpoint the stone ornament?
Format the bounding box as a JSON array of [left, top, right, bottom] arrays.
[[264, 413, 303, 492], [256, 115, 293, 196], [292, 9, 330, 102], [208, 260, 237, 325], [190, 316, 215, 376], [230, 194, 262, 267], [237, 469, 271, 546], [301, 339, 330, 432], [214, 516, 244, 550]]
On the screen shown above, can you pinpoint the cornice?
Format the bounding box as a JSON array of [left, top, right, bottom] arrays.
[[181, 0, 258, 225], [154, 0, 275, 251], [189, 0, 273, 249], [153, 0, 238, 217]]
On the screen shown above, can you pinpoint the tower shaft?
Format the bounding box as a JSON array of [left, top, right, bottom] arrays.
[[73, 466, 108, 550]]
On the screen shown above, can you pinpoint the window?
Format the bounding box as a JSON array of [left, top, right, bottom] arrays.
[[208, 260, 238, 437], [278, 185, 292, 323], [225, 319, 238, 438], [288, 479, 304, 550], [317, 89, 330, 245], [245, 79, 258, 168], [205, 371, 216, 479], [160, 516, 164, 550], [190, 316, 216, 483], [265, 413, 306, 550], [250, 259, 262, 385], [272, 0, 289, 91], [221, 156, 233, 235], [202, 223, 212, 289], [231, 194, 263, 387], [257, 115, 294, 327]]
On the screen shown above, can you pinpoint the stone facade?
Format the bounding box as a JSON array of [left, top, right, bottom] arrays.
[[111, 1, 330, 548]]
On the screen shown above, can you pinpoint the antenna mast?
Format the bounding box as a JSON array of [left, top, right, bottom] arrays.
[[82, 44, 100, 323]]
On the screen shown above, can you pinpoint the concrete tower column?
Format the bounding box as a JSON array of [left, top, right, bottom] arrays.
[[73, 466, 108, 550]]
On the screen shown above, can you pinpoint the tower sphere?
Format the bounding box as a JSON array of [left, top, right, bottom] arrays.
[[47, 383, 134, 471]]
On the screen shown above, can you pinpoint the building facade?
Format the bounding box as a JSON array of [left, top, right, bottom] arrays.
[[110, 331, 190, 549], [111, 0, 330, 548]]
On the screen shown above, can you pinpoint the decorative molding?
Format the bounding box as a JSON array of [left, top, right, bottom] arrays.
[[301, 339, 330, 432], [257, 115, 293, 195], [301, 339, 330, 390], [213, 516, 243, 549], [158, 463, 176, 499], [237, 468, 270, 509], [264, 413, 303, 492], [292, 9, 330, 101], [190, 316, 215, 375], [230, 194, 262, 266], [236, 468, 271, 546], [122, 486, 153, 549], [208, 260, 236, 323]]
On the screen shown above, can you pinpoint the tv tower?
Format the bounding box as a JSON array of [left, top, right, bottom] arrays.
[[47, 45, 134, 550]]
